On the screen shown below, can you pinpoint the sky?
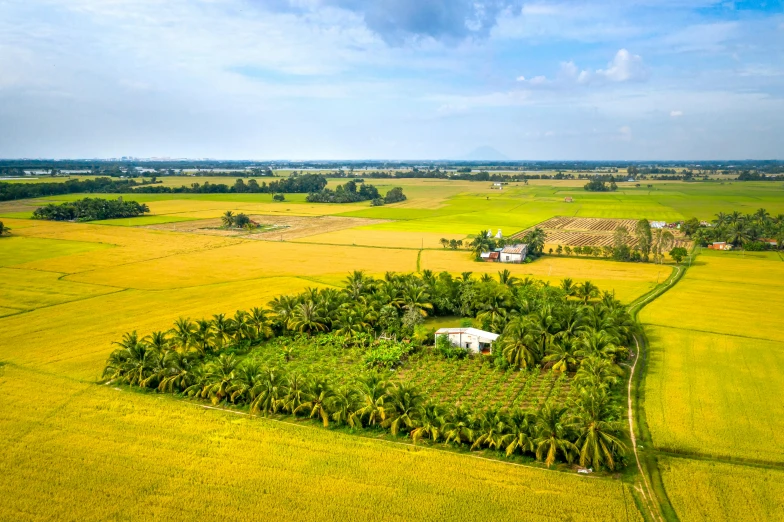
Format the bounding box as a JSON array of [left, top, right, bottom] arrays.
[[0, 0, 783, 160]]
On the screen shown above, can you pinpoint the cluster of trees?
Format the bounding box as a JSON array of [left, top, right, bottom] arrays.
[[439, 238, 465, 249], [469, 228, 546, 259], [0, 177, 158, 201], [32, 198, 149, 221], [220, 211, 260, 230], [584, 178, 618, 192], [103, 271, 634, 470], [0, 221, 9, 236], [305, 181, 406, 205], [735, 171, 781, 181], [132, 174, 328, 195], [686, 209, 784, 250]]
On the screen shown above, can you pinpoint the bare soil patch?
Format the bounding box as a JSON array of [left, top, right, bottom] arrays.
[[143, 214, 388, 240]]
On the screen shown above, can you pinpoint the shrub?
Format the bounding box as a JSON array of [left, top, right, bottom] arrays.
[[273, 193, 285, 202]]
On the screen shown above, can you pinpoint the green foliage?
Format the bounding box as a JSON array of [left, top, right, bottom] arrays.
[[273, 193, 285, 201], [32, 197, 150, 222], [669, 246, 688, 263], [435, 334, 468, 360], [384, 187, 407, 204], [364, 339, 412, 369], [583, 179, 617, 192]]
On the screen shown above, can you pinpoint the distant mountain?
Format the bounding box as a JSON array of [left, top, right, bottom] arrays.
[[461, 146, 510, 161]]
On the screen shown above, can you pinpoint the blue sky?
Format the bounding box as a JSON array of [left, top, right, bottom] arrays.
[[0, 0, 782, 160]]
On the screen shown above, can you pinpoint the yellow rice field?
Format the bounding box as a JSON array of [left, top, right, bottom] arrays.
[[659, 457, 784, 522]]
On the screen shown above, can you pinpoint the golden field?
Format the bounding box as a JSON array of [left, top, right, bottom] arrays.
[[0, 364, 642, 522], [659, 457, 784, 522], [0, 209, 657, 520]]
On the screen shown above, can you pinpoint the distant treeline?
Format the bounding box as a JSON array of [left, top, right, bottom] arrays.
[[32, 197, 149, 222], [132, 174, 328, 194], [0, 175, 329, 201], [0, 177, 155, 201]]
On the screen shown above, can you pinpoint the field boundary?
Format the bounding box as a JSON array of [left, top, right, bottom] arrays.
[[627, 262, 687, 522]]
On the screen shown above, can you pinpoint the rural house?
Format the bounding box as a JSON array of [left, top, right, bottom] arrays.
[[564, 196, 573, 203], [708, 242, 732, 250], [500, 244, 527, 263], [435, 327, 500, 354]]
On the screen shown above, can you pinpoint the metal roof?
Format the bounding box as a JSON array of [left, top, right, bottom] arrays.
[[501, 244, 527, 254], [434, 328, 500, 341]]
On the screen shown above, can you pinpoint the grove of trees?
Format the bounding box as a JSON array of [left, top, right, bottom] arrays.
[[103, 270, 635, 471], [686, 208, 784, 250], [32, 197, 150, 221]]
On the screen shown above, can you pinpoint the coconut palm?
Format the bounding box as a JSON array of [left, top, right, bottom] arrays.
[[410, 402, 448, 444], [102, 331, 155, 385], [269, 295, 300, 330], [221, 211, 235, 227], [443, 405, 476, 445], [199, 354, 239, 405], [544, 338, 579, 373], [211, 313, 234, 347], [498, 316, 542, 369], [383, 382, 424, 436], [157, 350, 198, 393], [248, 307, 273, 340], [399, 285, 434, 318], [570, 388, 628, 471], [170, 317, 195, 352], [470, 230, 494, 257], [560, 278, 576, 297], [576, 281, 600, 304], [328, 384, 359, 426], [295, 377, 335, 427], [228, 360, 263, 404], [289, 301, 328, 335], [249, 366, 288, 414], [350, 372, 391, 428], [524, 227, 547, 255], [190, 319, 214, 355], [534, 404, 577, 467], [497, 269, 519, 287], [282, 371, 309, 414], [501, 409, 535, 456], [575, 356, 623, 389], [471, 406, 509, 450]]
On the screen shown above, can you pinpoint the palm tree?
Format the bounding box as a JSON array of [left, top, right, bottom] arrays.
[[523, 227, 546, 255], [575, 356, 623, 390], [248, 307, 273, 340], [199, 354, 238, 405], [383, 382, 424, 436], [249, 366, 288, 414], [443, 405, 476, 445], [410, 402, 448, 444], [560, 278, 576, 297], [231, 310, 252, 342], [476, 286, 512, 331], [289, 301, 328, 335], [726, 221, 750, 248], [144, 330, 170, 352], [295, 377, 335, 427], [221, 211, 235, 227], [350, 373, 391, 428], [170, 317, 195, 352], [103, 331, 155, 385], [157, 350, 198, 393], [327, 384, 359, 426], [189, 319, 214, 355], [470, 230, 494, 257], [576, 281, 600, 304], [501, 409, 535, 456], [228, 360, 263, 404], [471, 407, 509, 450], [269, 295, 299, 331], [497, 269, 519, 287], [544, 338, 579, 373], [534, 404, 576, 467], [401, 285, 434, 318], [211, 313, 234, 348], [498, 316, 541, 369], [282, 371, 309, 414], [574, 329, 621, 361], [570, 388, 627, 471]]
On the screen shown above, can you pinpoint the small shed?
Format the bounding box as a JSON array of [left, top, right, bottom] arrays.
[[564, 197, 573, 203], [435, 328, 500, 354], [500, 244, 527, 263], [708, 242, 732, 250]]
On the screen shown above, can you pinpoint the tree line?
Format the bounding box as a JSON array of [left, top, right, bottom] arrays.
[[305, 180, 406, 205], [32, 197, 150, 221], [0, 177, 156, 201], [685, 208, 784, 250], [103, 270, 635, 471]]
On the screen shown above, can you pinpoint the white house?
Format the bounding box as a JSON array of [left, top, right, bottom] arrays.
[[500, 244, 527, 263], [435, 328, 500, 354]]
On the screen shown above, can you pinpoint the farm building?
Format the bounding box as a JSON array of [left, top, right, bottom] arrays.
[[500, 244, 527, 263], [564, 197, 573, 203], [479, 250, 500, 262], [435, 328, 499, 354], [708, 242, 733, 250], [651, 221, 667, 229]]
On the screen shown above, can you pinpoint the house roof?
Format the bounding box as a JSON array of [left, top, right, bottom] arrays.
[[501, 244, 527, 254], [435, 328, 500, 341]]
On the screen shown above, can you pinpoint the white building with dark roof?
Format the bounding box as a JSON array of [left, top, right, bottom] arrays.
[[435, 328, 500, 354], [500, 244, 527, 263]]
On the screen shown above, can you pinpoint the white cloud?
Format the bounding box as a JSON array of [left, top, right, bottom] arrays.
[[618, 125, 632, 142], [670, 110, 683, 117], [516, 75, 526, 81], [515, 49, 647, 87], [594, 49, 648, 82]]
